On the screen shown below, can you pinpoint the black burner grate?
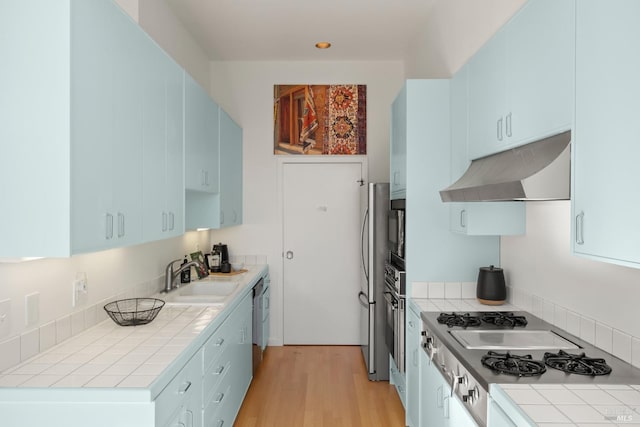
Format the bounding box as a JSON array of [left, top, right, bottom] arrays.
[[481, 312, 528, 328], [481, 351, 546, 377], [544, 350, 612, 376], [437, 312, 481, 328]]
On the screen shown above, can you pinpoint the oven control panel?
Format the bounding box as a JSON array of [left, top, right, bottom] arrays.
[[421, 324, 488, 427]]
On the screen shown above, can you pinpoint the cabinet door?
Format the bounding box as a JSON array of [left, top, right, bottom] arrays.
[[488, 397, 518, 427], [72, 0, 144, 253], [506, 0, 574, 146], [219, 109, 243, 227], [467, 27, 507, 160], [406, 307, 421, 427], [142, 46, 184, 242], [165, 59, 185, 237], [573, 0, 640, 267], [185, 74, 219, 193], [420, 350, 448, 427], [390, 86, 407, 199]]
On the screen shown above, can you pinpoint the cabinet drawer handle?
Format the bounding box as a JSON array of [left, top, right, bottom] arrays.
[[169, 212, 175, 231], [437, 385, 443, 407], [214, 365, 225, 375], [443, 395, 450, 418], [214, 392, 225, 403], [497, 117, 503, 141], [178, 381, 192, 394], [162, 212, 167, 232], [576, 211, 585, 245], [460, 209, 466, 228], [215, 338, 225, 346], [506, 112, 512, 137], [216, 420, 224, 427]]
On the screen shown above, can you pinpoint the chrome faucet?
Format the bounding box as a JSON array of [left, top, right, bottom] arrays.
[[164, 258, 205, 293]]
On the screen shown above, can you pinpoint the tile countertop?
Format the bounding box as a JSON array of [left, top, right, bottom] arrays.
[[0, 265, 267, 402], [410, 297, 640, 425]]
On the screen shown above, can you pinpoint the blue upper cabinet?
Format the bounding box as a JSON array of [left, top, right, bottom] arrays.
[[0, 0, 188, 257], [572, 0, 640, 268], [390, 86, 408, 200], [468, 0, 575, 160], [219, 109, 243, 228], [395, 80, 499, 287], [185, 74, 220, 194], [450, 65, 525, 236]]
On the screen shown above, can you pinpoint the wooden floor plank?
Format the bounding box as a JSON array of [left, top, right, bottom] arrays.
[[234, 346, 405, 427]]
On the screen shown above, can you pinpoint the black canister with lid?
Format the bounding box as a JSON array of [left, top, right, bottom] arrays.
[[476, 265, 506, 305]]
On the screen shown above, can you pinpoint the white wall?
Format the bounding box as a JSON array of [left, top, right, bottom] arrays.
[[405, 0, 527, 77], [206, 60, 404, 345], [502, 202, 640, 340]]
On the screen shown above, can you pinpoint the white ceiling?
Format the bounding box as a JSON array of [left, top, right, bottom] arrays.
[[166, 0, 437, 61]]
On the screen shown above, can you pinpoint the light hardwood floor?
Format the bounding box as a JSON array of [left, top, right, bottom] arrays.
[[234, 346, 405, 427]]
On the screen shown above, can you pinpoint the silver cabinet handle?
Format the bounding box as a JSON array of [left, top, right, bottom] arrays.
[[214, 392, 225, 403], [576, 211, 585, 245], [178, 381, 191, 394], [443, 395, 450, 418], [506, 112, 512, 137], [459, 209, 466, 228], [214, 365, 225, 375], [106, 213, 114, 239], [497, 117, 503, 141], [216, 420, 224, 427], [117, 212, 125, 237], [215, 337, 225, 346], [162, 212, 167, 232], [285, 250, 294, 260], [169, 212, 175, 231]]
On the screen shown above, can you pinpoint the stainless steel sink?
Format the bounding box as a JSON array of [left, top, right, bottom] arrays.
[[450, 330, 580, 350]]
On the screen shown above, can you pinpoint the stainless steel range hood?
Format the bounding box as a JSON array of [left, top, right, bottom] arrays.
[[440, 131, 571, 202]]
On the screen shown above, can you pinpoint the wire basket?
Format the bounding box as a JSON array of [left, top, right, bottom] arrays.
[[104, 298, 165, 326]]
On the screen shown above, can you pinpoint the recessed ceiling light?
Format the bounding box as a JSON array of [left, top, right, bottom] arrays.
[[315, 42, 331, 49]]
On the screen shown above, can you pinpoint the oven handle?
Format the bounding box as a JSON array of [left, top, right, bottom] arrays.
[[383, 291, 397, 309]]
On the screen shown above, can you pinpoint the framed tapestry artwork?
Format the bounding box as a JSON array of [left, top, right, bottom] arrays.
[[273, 84, 367, 155]]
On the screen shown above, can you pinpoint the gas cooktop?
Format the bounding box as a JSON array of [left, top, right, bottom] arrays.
[[422, 310, 640, 388]]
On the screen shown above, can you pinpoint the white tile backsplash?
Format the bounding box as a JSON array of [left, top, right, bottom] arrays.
[[613, 330, 632, 364], [20, 329, 39, 362], [461, 282, 475, 299], [411, 282, 429, 299], [39, 321, 57, 353], [428, 282, 445, 299], [580, 317, 596, 344], [566, 310, 581, 336], [0, 337, 21, 372], [56, 315, 72, 344], [531, 295, 543, 318], [595, 323, 613, 353], [632, 338, 640, 369], [553, 305, 567, 330], [444, 282, 461, 299], [543, 300, 555, 323]]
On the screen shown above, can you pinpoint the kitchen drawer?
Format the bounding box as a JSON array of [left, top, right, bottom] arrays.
[[204, 386, 235, 427], [155, 349, 203, 427], [203, 319, 233, 369], [203, 367, 234, 422], [204, 347, 232, 405]]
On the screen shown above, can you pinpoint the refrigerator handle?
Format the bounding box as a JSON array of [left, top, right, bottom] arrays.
[[360, 208, 369, 281], [358, 291, 369, 308]]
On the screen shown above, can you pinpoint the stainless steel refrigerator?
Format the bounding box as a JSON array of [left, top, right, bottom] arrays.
[[359, 182, 389, 380]]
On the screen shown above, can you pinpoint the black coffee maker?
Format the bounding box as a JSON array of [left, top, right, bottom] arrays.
[[211, 243, 229, 272]]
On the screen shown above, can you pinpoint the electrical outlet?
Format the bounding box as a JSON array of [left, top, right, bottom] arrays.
[[72, 272, 89, 307], [0, 299, 11, 338]]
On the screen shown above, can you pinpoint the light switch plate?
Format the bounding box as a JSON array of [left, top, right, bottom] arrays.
[[25, 292, 39, 326], [0, 299, 10, 338]]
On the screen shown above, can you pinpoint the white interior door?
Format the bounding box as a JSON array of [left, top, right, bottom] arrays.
[[283, 162, 362, 344]]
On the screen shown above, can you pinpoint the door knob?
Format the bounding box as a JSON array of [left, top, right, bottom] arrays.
[[286, 251, 294, 259]]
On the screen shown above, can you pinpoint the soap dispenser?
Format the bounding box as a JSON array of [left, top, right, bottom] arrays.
[[180, 256, 191, 284]]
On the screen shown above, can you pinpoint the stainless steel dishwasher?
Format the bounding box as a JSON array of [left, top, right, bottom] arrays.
[[252, 277, 266, 374]]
